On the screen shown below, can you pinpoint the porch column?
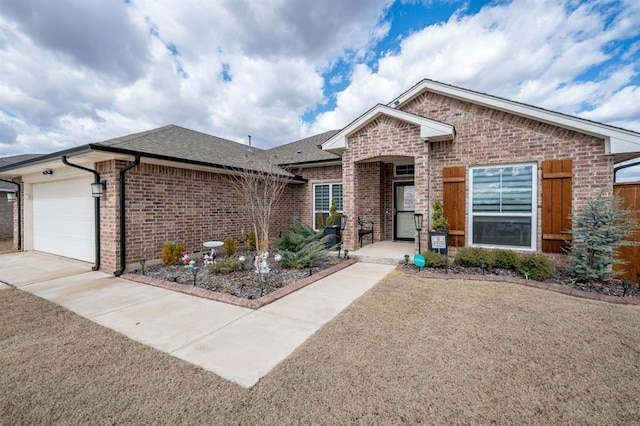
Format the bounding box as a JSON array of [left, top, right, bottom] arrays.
[[414, 150, 430, 254], [342, 158, 357, 251]]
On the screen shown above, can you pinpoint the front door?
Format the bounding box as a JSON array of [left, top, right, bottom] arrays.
[[394, 182, 415, 240]]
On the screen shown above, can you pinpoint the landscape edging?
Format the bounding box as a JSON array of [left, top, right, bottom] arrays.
[[123, 258, 357, 309], [398, 265, 640, 305]]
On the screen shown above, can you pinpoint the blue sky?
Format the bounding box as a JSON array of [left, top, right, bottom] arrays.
[[0, 0, 638, 177]]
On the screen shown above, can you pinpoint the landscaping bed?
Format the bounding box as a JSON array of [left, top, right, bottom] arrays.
[[406, 263, 640, 300], [131, 251, 348, 306]]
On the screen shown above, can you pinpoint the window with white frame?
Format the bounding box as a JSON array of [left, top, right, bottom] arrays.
[[469, 163, 536, 249], [313, 183, 343, 230]]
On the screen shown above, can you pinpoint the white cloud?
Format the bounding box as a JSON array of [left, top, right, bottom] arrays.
[[0, 0, 639, 158], [0, 0, 392, 155], [305, 0, 640, 135]]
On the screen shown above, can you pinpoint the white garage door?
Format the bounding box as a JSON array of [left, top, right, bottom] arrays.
[[32, 176, 95, 262]]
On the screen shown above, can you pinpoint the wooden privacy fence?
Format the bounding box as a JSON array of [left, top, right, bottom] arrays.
[[613, 182, 640, 283]]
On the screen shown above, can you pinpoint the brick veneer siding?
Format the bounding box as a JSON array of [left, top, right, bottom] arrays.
[[338, 91, 613, 253], [0, 192, 13, 238], [96, 160, 298, 272], [291, 164, 343, 230]]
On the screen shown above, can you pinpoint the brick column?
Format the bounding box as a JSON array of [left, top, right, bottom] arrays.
[[341, 157, 357, 251], [414, 149, 430, 254]]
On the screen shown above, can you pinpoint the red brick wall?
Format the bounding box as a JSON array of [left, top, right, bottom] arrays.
[[291, 164, 343, 230], [338, 91, 612, 252], [96, 161, 297, 272], [0, 192, 13, 239]]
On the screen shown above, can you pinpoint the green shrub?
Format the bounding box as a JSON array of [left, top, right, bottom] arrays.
[[324, 199, 341, 227], [207, 256, 240, 275], [517, 254, 554, 281], [491, 249, 520, 270], [423, 251, 449, 268], [275, 221, 328, 269], [223, 237, 238, 257], [455, 247, 492, 267], [431, 200, 449, 231], [245, 231, 257, 251], [161, 242, 185, 266], [568, 196, 639, 282]]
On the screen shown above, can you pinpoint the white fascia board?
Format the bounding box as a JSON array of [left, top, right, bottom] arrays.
[[390, 80, 640, 155], [321, 104, 454, 153]]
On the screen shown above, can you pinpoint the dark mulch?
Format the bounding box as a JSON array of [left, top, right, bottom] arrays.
[[141, 251, 344, 300], [415, 263, 640, 299]]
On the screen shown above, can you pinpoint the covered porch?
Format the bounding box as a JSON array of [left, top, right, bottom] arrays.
[[345, 240, 415, 265]]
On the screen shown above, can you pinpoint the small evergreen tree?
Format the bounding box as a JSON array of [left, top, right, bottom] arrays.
[[324, 199, 341, 227], [431, 200, 449, 231], [567, 196, 639, 282], [274, 221, 328, 269]]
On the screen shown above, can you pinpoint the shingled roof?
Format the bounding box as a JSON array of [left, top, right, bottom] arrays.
[[0, 154, 42, 190], [268, 130, 341, 165], [93, 125, 295, 175], [0, 126, 343, 179]]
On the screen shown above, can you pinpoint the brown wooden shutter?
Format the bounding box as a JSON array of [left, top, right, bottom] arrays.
[[542, 159, 572, 253], [443, 166, 466, 247]]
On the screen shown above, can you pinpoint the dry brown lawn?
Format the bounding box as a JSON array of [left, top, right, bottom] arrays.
[[1, 271, 639, 424]]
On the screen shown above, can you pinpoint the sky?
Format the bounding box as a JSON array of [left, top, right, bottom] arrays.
[[0, 0, 639, 178]]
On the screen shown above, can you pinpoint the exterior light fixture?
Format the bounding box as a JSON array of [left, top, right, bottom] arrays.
[[139, 258, 146, 275], [6, 191, 17, 203], [191, 266, 199, 286], [440, 255, 448, 273], [91, 181, 107, 198], [274, 253, 282, 268], [404, 254, 409, 266], [414, 213, 424, 253]]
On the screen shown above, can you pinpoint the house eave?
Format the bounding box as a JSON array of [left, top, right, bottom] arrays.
[[389, 79, 640, 156], [321, 104, 455, 154], [0, 143, 304, 183]]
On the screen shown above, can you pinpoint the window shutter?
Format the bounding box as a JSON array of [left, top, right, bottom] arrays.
[[443, 166, 466, 247], [542, 159, 572, 253]]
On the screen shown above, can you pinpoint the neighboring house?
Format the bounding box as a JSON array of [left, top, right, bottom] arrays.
[[0, 79, 639, 274]]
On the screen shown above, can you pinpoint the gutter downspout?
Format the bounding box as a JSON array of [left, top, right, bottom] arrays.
[[0, 178, 21, 251], [114, 156, 140, 276], [61, 156, 101, 271]]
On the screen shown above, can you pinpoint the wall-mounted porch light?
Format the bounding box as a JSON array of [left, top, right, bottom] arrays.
[[91, 181, 107, 198], [6, 191, 17, 202], [414, 213, 423, 253]]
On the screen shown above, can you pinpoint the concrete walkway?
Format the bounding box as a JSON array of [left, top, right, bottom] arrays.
[[0, 252, 395, 387]]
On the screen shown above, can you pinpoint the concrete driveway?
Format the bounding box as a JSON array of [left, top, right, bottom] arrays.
[[0, 251, 395, 387]]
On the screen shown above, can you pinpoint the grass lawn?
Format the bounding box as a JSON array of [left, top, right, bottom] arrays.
[[1, 271, 639, 424]]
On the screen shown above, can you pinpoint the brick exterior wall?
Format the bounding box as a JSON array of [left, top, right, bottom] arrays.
[[0, 192, 13, 238], [96, 161, 297, 272], [8, 90, 614, 267], [290, 164, 342, 230], [337, 91, 612, 253]]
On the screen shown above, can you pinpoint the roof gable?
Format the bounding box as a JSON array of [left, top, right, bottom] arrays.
[[389, 79, 640, 159], [321, 104, 455, 155]]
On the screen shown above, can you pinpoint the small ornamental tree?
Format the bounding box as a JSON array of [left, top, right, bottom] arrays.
[[431, 200, 449, 231], [231, 152, 290, 282], [325, 199, 341, 227], [567, 195, 639, 283]]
